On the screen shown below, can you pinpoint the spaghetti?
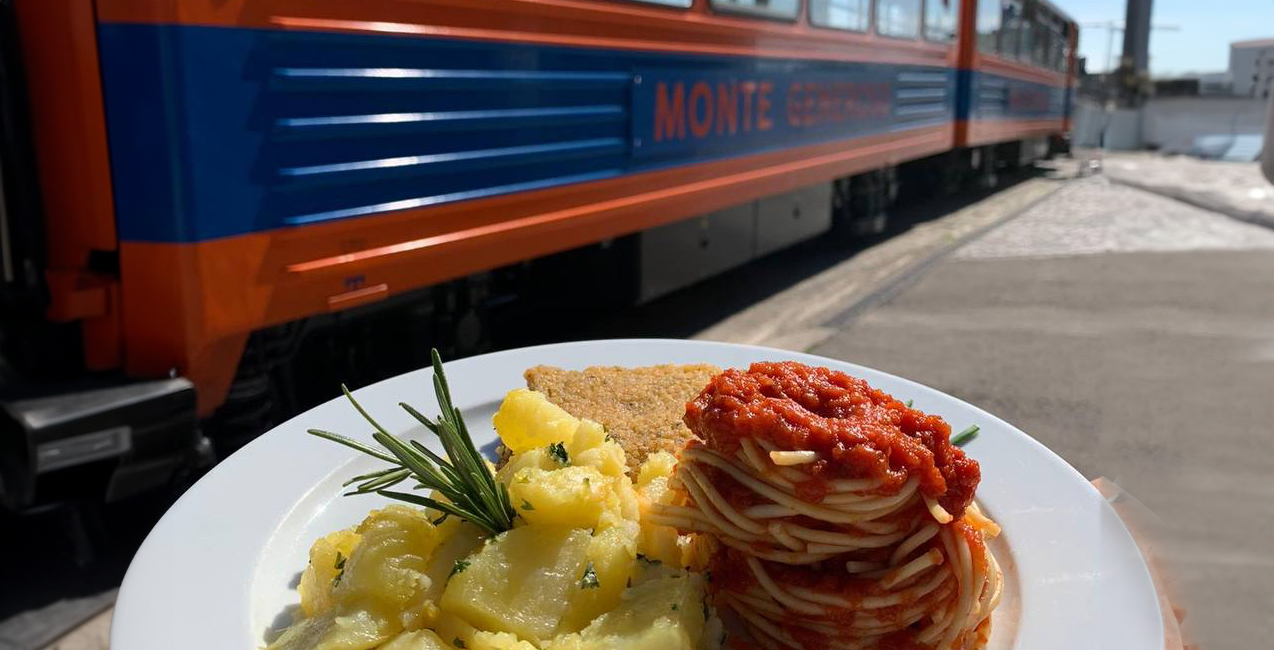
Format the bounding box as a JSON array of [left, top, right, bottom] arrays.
[[653, 362, 1003, 650]]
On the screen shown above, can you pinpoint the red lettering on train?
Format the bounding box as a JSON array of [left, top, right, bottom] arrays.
[[689, 81, 713, 138], [757, 82, 774, 131], [651, 78, 893, 143], [654, 81, 686, 142], [740, 81, 757, 132], [716, 82, 738, 135]]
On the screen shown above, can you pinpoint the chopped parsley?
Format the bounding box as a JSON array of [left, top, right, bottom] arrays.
[[453, 638, 466, 649], [331, 551, 347, 587], [905, 399, 914, 408], [671, 603, 679, 611], [520, 499, 536, 511], [450, 559, 470, 579], [548, 441, 570, 466], [579, 562, 600, 589]]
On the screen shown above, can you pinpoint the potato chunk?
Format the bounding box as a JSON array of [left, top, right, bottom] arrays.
[[298, 528, 361, 618], [557, 523, 640, 633], [378, 629, 447, 650], [547, 573, 712, 650], [440, 526, 591, 644], [492, 389, 580, 453], [332, 505, 440, 630], [508, 466, 614, 529], [264, 610, 390, 650]]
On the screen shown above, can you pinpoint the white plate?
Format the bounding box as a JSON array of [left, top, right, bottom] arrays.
[[112, 339, 1163, 650]]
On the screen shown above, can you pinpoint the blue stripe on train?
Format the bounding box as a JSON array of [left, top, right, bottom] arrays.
[[955, 69, 1069, 122], [94, 24, 1058, 243]]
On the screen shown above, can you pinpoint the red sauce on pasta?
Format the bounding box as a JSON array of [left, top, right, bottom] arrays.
[[684, 361, 980, 516]]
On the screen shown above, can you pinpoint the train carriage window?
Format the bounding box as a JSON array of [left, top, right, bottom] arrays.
[[810, 0, 870, 31], [876, 0, 921, 38], [710, 0, 800, 20], [976, 0, 1003, 54], [999, 0, 1027, 60], [923, 0, 958, 43]]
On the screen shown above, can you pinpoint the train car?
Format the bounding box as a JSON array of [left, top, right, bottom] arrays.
[[959, 0, 1077, 165], [0, 0, 1076, 511]]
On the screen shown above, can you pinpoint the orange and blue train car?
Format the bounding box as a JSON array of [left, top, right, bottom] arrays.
[[0, 0, 1075, 508]]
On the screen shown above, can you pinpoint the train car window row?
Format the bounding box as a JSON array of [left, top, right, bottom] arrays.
[[923, 0, 958, 43], [875, 0, 922, 38], [711, 0, 801, 20], [809, 0, 871, 32], [625, 0, 694, 7], [624, 0, 969, 45], [974, 0, 1071, 72]]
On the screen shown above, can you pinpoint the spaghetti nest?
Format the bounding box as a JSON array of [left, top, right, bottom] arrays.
[[651, 362, 1003, 650]]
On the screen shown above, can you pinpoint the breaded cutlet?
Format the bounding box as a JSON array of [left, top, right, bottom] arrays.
[[523, 364, 721, 470]]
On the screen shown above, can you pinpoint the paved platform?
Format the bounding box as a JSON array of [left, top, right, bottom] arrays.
[[1101, 151, 1274, 229]]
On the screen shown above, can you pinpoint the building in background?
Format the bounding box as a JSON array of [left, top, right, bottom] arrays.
[[1230, 38, 1274, 98]]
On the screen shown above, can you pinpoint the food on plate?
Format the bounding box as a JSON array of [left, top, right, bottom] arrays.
[[523, 364, 720, 470], [650, 362, 1001, 650], [271, 353, 722, 650], [280, 352, 990, 650]]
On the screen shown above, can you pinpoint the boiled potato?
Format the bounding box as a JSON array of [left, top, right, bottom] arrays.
[[557, 523, 640, 633], [333, 505, 440, 631], [378, 629, 447, 650], [507, 466, 617, 529], [492, 389, 579, 453], [264, 609, 390, 650], [433, 613, 538, 650], [634, 454, 684, 566], [636, 451, 677, 488], [547, 573, 715, 650], [440, 525, 591, 644], [298, 528, 361, 618], [420, 518, 487, 604]]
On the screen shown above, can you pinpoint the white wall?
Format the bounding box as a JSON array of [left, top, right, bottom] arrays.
[[1230, 43, 1274, 99], [1141, 96, 1268, 153]]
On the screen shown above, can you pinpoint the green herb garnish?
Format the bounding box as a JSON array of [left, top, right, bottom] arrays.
[[332, 551, 347, 587], [951, 425, 980, 447], [450, 559, 470, 579], [521, 500, 535, 511], [548, 441, 569, 466], [453, 638, 466, 649], [579, 562, 600, 589], [671, 603, 679, 611], [308, 349, 516, 536], [905, 399, 914, 407]]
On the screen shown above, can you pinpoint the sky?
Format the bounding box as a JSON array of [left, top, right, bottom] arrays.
[[1056, 0, 1274, 76]]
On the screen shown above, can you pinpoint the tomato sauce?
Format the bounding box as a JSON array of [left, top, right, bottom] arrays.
[[684, 362, 980, 516]]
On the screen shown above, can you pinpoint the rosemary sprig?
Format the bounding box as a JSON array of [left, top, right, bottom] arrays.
[[308, 349, 516, 536]]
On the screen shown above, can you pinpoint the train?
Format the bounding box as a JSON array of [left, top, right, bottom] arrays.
[[0, 0, 1076, 512]]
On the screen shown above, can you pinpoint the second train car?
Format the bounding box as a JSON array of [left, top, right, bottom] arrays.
[[0, 0, 1076, 507]]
